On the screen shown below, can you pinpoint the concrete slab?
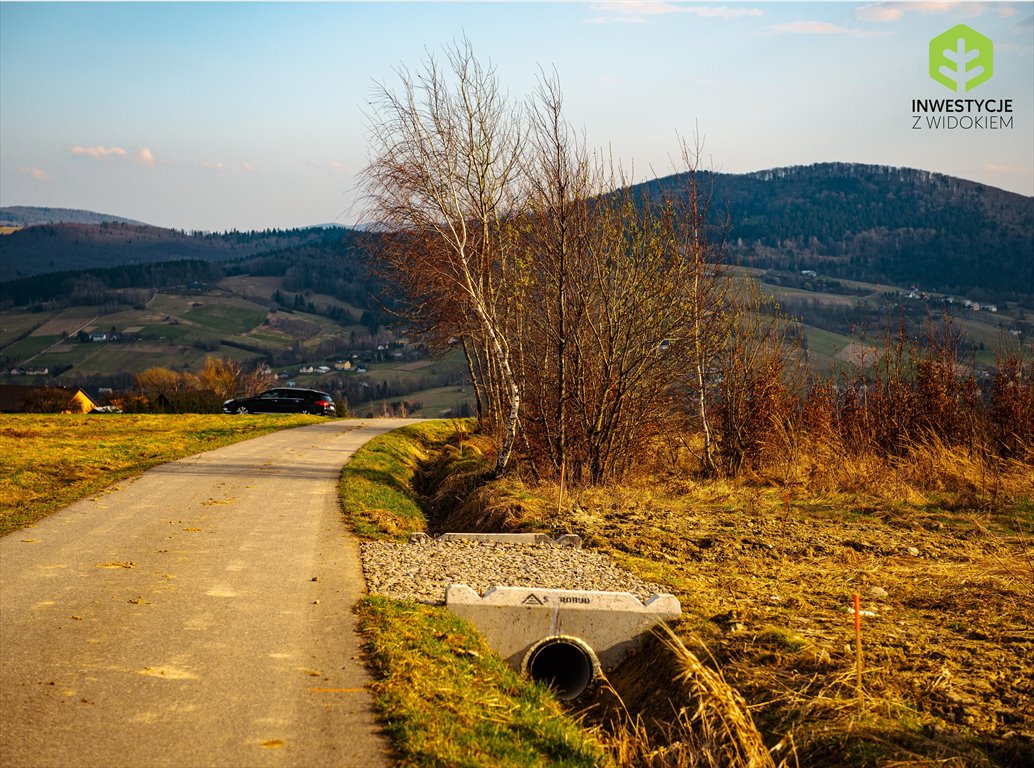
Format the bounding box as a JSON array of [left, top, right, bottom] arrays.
[[445, 585, 680, 675], [409, 532, 582, 548]]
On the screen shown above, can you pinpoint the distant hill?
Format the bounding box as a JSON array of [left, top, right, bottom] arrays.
[[0, 226, 386, 325], [0, 206, 146, 227], [2, 164, 1031, 300], [644, 163, 1033, 300], [0, 223, 342, 282]]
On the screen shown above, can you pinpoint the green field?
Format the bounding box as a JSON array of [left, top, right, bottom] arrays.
[[138, 323, 191, 341], [0, 287, 353, 380], [26, 343, 105, 370], [242, 329, 293, 346], [346, 385, 471, 418], [406, 386, 472, 417], [184, 303, 267, 335], [0, 312, 44, 348], [3, 267, 1023, 396], [2, 334, 59, 360]]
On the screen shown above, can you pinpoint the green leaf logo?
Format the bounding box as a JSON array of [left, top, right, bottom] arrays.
[[930, 24, 993, 93]]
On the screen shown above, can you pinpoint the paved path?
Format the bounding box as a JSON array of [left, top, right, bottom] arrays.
[[1, 419, 413, 768]]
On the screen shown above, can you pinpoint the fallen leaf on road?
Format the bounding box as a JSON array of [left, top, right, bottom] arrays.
[[138, 666, 197, 680]]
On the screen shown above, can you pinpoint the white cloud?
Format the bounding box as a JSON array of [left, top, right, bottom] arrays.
[[137, 147, 156, 167], [586, 2, 761, 24], [901, 2, 970, 13], [767, 20, 890, 37], [17, 166, 50, 182], [69, 145, 127, 159], [685, 6, 763, 21], [857, 2, 1002, 22], [856, 3, 907, 22], [589, 1, 683, 20], [768, 21, 852, 35], [306, 159, 346, 175]]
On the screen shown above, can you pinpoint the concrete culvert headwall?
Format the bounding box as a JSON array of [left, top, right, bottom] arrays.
[[445, 583, 681, 700], [521, 635, 601, 701]]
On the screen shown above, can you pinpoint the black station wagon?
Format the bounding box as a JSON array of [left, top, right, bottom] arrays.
[[222, 388, 336, 416]]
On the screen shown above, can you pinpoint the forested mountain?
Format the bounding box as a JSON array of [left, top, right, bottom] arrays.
[[646, 163, 1033, 300], [0, 222, 337, 282], [0, 206, 146, 227], [0, 226, 385, 320], [2, 164, 1031, 301], [224, 227, 375, 308]]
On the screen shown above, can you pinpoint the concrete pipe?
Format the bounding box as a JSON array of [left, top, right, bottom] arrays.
[[521, 635, 601, 701]]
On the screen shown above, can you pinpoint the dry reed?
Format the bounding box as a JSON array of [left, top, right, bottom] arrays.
[[600, 623, 791, 768]]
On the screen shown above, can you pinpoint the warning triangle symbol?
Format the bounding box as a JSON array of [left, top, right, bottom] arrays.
[[522, 594, 544, 606]]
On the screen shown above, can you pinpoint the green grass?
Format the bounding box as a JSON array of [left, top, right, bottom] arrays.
[[802, 325, 855, 359], [357, 596, 610, 768], [407, 386, 473, 418], [338, 419, 472, 539], [2, 334, 59, 359], [184, 301, 268, 334], [0, 413, 321, 535], [243, 329, 294, 347], [184, 303, 267, 335], [139, 323, 191, 340], [0, 312, 44, 348]]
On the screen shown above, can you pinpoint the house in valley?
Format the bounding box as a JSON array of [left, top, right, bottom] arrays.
[[0, 385, 99, 414]]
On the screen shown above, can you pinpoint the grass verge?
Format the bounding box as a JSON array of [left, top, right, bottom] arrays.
[[0, 412, 322, 535], [357, 596, 611, 768], [338, 418, 476, 539]]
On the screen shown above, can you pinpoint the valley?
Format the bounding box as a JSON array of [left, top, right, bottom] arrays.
[[1, 162, 1031, 418]]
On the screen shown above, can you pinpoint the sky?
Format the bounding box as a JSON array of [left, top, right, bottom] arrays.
[[1, 1, 1032, 232]]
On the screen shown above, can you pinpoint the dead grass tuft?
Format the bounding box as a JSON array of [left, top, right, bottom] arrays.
[[593, 626, 787, 768]]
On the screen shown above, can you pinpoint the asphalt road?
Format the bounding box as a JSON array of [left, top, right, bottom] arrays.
[[1, 418, 414, 768]]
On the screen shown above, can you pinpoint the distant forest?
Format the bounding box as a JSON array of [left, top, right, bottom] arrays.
[[650, 163, 1034, 303], [2, 163, 1032, 306], [0, 228, 391, 327]]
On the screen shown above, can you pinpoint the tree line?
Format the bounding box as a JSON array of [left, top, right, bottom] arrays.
[[0, 260, 225, 308], [363, 42, 737, 482], [363, 42, 1033, 485]]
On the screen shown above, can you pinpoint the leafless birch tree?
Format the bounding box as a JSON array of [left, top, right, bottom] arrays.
[[363, 40, 524, 474], [364, 46, 733, 483]]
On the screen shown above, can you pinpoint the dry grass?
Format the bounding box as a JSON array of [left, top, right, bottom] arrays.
[[765, 432, 1033, 506], [598, 624, 784, 768], [0, 412, 320, 534], [337, 419, 1031, 766], [424, 432, 1033, 767]]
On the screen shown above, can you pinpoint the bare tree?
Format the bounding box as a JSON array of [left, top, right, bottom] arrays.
[[517, 72, 596, 477], [711, 277, 800, 477], [365, 49, 734, 484], [670, 139, 731, 475], [363, 40, 524, 475]]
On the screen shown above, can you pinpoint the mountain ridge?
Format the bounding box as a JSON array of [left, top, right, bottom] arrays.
[[0, 206, 147, 228], [646, 162, 1032, 299], [2, 163, 1031, 299]]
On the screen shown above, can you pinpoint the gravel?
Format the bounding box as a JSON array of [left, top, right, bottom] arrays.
[[361, 539, 668, 605]]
